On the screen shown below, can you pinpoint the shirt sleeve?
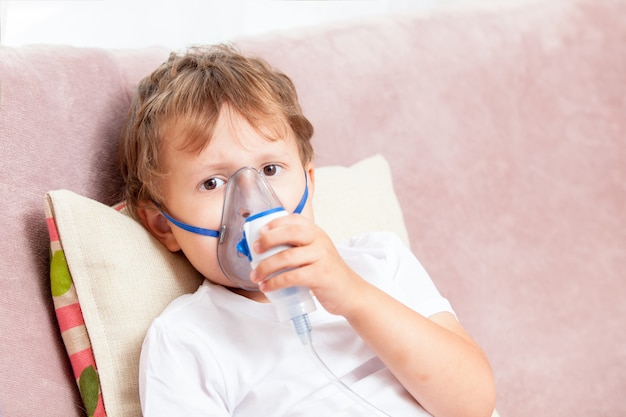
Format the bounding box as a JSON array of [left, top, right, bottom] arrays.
[[139, 316, 231, 417], [341, 232, 455, 318]]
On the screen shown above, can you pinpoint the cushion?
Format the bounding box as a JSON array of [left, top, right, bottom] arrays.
[[45, 154, 409, 417]]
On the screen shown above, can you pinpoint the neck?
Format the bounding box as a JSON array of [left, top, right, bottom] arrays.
[[227, 286, 270, 302]]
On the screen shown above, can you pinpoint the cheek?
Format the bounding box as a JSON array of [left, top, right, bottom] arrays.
[[273, 179, 307, 213], [165, 188, 226, 230], [278, 190, 301, 212], [174, 232, 220, 276]]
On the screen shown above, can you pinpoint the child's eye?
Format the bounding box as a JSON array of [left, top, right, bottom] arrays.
[[200, 177, 226, 191], [261, 164, 282, 177]]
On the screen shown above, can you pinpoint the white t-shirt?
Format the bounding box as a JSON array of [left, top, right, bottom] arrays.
[[139, 232, 454, 417]]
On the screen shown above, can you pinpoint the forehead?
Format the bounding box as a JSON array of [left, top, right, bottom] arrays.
[[163, 104, 291, 155], [160, 106, 299, 171]]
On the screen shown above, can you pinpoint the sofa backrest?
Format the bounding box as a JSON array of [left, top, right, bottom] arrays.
[[1, 0, 625, 415], [0, 46, 169, 416]]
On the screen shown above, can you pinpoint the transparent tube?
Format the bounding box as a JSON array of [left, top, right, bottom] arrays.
[[298, 324, 392, 417]]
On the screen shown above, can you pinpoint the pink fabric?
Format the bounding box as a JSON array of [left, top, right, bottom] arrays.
[[46, 217, 59, 241], [238, 4, 626, 414], [56, 304, 84, 332], [69, 349, 97, 380], [0, 0, 624, 416]]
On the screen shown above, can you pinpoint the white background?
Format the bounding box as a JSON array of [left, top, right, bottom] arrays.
[[0, 0, 461, 50]]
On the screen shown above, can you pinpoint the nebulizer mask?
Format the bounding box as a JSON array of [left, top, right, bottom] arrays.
[[217, 167, 316, 342]]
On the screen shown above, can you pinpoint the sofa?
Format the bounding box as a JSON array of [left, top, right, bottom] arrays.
[[1, 0, 625, 416]]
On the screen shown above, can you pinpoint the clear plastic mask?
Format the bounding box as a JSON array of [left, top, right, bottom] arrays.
[[217, 167, 316, 324], [217, 167, 286, 290]]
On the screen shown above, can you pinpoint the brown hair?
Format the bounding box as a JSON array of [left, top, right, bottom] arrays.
[[118, 44, 314, 220]]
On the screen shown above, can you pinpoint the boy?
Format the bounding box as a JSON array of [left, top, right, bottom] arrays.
[[118, 44, 496, 417]]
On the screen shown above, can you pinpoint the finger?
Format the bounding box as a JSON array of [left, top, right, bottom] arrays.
[[257, 265, 311, 293], [254, 219, 316, 253], [251, 245, 315, 284]]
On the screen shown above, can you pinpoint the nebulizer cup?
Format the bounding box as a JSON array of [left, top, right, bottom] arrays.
[[217, 167, 316, 342]]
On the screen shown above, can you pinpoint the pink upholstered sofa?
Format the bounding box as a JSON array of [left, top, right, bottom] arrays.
[[1, 0, 625, 416]]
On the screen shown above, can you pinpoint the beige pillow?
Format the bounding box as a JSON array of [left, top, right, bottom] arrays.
[[46, 154, 409, 417]]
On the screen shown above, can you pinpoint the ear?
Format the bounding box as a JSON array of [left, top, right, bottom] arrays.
[[306, 162, 315, 196], [137, 204, 182, 252]]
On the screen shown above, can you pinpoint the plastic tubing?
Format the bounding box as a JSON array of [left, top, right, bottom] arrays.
[[294, 318, 392, 417]]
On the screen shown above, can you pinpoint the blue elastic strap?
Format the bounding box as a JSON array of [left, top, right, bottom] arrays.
[[160, 210, 220, 237], [161, 170, 309, 238], [293, 172, 308, 215]]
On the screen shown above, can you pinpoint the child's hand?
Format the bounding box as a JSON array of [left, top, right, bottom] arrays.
[[249, 214, 364, 316], [250, 215, 497, 417]]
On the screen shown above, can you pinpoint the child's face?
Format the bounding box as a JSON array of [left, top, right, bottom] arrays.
[[154, 105, 314, 291]]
